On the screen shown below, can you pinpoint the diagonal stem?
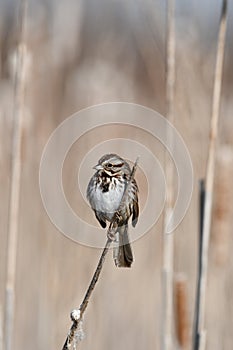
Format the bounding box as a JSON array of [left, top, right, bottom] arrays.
[[62, 157, 139, 350]]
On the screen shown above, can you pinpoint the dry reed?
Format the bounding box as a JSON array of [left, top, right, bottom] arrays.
[[4, 1, 28, 350], [194, 1, 228, 349], [0, 305, 3, 350], [162, 0, 176, 349]]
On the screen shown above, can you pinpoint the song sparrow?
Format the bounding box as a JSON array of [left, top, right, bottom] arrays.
[[86, 154, 139, 268]]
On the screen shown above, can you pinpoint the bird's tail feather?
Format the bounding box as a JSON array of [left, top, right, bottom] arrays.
[[113, 224, 133, 268]]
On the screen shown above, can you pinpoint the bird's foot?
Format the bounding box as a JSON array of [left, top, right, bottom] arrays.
[[107, 228, 117, 241]]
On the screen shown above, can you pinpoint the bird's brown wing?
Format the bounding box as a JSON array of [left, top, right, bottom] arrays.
[[94, 210, 107, 228], [132, 195, 139, 227]]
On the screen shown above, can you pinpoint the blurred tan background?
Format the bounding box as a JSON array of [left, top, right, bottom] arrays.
[[0, 0, 233, 349]]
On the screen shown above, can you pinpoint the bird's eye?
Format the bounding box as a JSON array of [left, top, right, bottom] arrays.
[[107, 163, 113, 168]]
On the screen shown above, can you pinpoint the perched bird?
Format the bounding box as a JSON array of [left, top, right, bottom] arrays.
[[86, 154, 139, 267]]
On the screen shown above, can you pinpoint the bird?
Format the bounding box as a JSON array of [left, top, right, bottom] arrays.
[[86, 154, 139, 267]]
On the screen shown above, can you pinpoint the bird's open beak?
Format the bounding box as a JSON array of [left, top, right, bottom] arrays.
[[93, 164, 103, 171]]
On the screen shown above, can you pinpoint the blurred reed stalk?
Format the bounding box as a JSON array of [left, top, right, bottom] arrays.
[[212, 146, 233, 265], [193, 180, 205, 350], [175, 275, 189, 349], [62, 159, 139, 350], [162, 0, 176, 349], [194, 1, 228, 349], [0, 305, 3, 350], [4, 1, 28, 350]]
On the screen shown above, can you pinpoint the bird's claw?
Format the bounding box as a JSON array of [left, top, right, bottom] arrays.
[[115, 211, 124, 225], [107, 228, 117, 241]]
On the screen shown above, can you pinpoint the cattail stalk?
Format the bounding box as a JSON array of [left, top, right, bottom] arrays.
[[162, 0, 176, 349], [195, 1, 228, 349], [4, 1, 27, 350], [193, 180, 205, 350], [0, 305, 3, 350]]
